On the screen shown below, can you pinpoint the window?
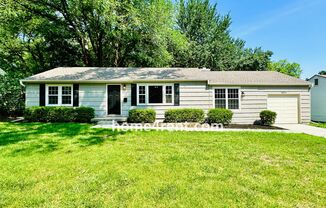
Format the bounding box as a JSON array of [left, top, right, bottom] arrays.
[[215, 89, 226, 108], [165, 86, 173, 103], [62, 86, 72, 105], [48, 86, 59, 105], [149, 86, 163, 103], [138, 85, 146, 104], [214, 88, 240, 110], [315, 79, 319, 86], [46, 85, 73, 106], [137, 84, 173, 105], [227, 89, 239, 109]]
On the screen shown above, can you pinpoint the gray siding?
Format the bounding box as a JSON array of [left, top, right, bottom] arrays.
[[25, 83, 310, 124], [133, 82, 212, 120], [25, 84, 39, 107], [230, 86, 310, 124], [79, 84, 107, 117]]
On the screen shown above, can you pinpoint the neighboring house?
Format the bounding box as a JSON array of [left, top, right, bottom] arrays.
[[21, 67, 311, 124], [308, 74, 326, 122]]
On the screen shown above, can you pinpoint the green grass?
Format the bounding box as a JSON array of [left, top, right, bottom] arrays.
[[310, 122, 326, 129], [0, 122, 325, 207]]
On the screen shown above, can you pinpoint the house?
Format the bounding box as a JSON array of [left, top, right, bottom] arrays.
[[308, 74, 326, 122], [21, 67, 311, 124]]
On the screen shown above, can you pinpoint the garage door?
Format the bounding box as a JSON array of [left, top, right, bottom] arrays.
[[267, 95, 299, 124]]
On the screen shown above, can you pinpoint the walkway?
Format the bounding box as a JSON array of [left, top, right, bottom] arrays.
[[274, 124, 326, 138]]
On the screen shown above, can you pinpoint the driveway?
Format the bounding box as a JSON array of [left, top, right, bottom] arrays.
[[275, 124, 326, 138]]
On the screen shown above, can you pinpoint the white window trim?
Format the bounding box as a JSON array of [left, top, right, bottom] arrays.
[[136, 84, 174, 105], [46, 84, 73, 107], [213, 87, 241, 110]]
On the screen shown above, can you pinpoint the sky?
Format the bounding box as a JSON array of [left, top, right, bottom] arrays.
[[214, 0, 326, 79]]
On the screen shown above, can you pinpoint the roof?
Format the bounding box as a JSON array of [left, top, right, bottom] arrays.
[[21, 67, 310, 86], [308, 74, 326, 80]]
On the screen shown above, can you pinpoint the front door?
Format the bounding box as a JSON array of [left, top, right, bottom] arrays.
[[107, 85, 121, 115]]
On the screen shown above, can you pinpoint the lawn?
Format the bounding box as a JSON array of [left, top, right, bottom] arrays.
[[311, 122, 326, 129], [0, 122, 325, 207]]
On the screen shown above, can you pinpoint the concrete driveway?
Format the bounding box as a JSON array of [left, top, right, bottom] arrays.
[[274, 124, 326, 138]]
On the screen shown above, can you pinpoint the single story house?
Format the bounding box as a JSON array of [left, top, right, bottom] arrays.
[[21, 67, 311, 124], [308, 74, 326, 122]]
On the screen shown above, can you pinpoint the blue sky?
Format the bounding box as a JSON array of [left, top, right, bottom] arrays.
[[214, 0, 326, 79]]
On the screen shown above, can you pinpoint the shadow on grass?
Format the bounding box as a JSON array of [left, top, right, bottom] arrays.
[[0, 122, 126, 156]]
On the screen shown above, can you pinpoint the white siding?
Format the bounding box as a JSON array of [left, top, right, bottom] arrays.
[[310, 76, 326, 122], [25, 84, 39, 107]]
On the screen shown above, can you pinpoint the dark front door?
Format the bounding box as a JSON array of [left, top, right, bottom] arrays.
[[107, 85, 121, 115]]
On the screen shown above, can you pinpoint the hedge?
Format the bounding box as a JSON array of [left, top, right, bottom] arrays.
[[164, 108, 205, 123], [260, 110, 277, 126], [24, 106, 95, 123], [207, 108, 233, 125], [128, 109, 156, 123]]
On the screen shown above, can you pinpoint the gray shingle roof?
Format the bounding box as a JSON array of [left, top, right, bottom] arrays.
[[22, 67, 310, 86]]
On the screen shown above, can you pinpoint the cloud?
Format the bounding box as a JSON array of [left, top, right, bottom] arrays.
[[234, 0, 322, 37]]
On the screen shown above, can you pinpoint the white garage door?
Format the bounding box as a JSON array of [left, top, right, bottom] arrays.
[[267, 95, 299, 124]]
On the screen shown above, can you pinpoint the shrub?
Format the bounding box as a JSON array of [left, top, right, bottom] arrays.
[[207, 108, 233, 125], [24, 106, 94, 123], [164, 108, 205, 123], [260, 110, 277, 126], [128, 109, 156, 123], [74, 106, 95, 123], [24, 107, 50, 122]]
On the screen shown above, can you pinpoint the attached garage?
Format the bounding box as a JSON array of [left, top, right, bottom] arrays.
[[267, 95, 299, 124]]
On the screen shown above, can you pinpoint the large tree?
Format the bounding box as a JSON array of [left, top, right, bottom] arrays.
[[176, 0, 273, 71], [267, 59, 302, 78]]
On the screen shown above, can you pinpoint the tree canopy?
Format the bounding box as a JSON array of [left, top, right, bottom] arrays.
[[267, 59, 302, 78], [319, 70, 326, 75], [0, 0, 302, 115]]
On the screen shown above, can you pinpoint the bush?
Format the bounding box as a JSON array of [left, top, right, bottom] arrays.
[[24, 106, 94, 123], [260, 110, 277, 126], [164, 108, 205, 123], [128, 109, 156, 123], [74, 106, 95, 123], [207, 108, 233, 125]]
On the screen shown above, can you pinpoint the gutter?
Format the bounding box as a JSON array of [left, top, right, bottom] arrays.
[[20, 79, 209, 84], [19, 80, 25, 87], [20, 79, 311, 87]]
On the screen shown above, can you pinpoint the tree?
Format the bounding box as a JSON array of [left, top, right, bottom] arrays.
[[176, 0, 272, 71], [267, 59, 302, 78], [319, 70, 326, 75]]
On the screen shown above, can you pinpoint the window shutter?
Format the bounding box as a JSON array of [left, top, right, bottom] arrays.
[[39, 84, 45, 106], [131, 84, 137, 106], [174, 83, 180, 106], [73, 84, 79, 107]]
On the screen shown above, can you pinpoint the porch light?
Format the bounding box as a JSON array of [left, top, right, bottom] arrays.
[[123, 84, 126, 90], [241, 91, 245, 96]]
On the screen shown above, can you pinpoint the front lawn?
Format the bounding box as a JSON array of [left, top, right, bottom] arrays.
[[311, 122, 326, 129], [0, 122, 325, 207]]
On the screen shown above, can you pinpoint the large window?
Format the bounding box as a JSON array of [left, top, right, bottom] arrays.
[[46, 85, 73, 106], [149, 86, 163, 103], [137, 84, 173, 105], [214, 88, 240, 110]]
